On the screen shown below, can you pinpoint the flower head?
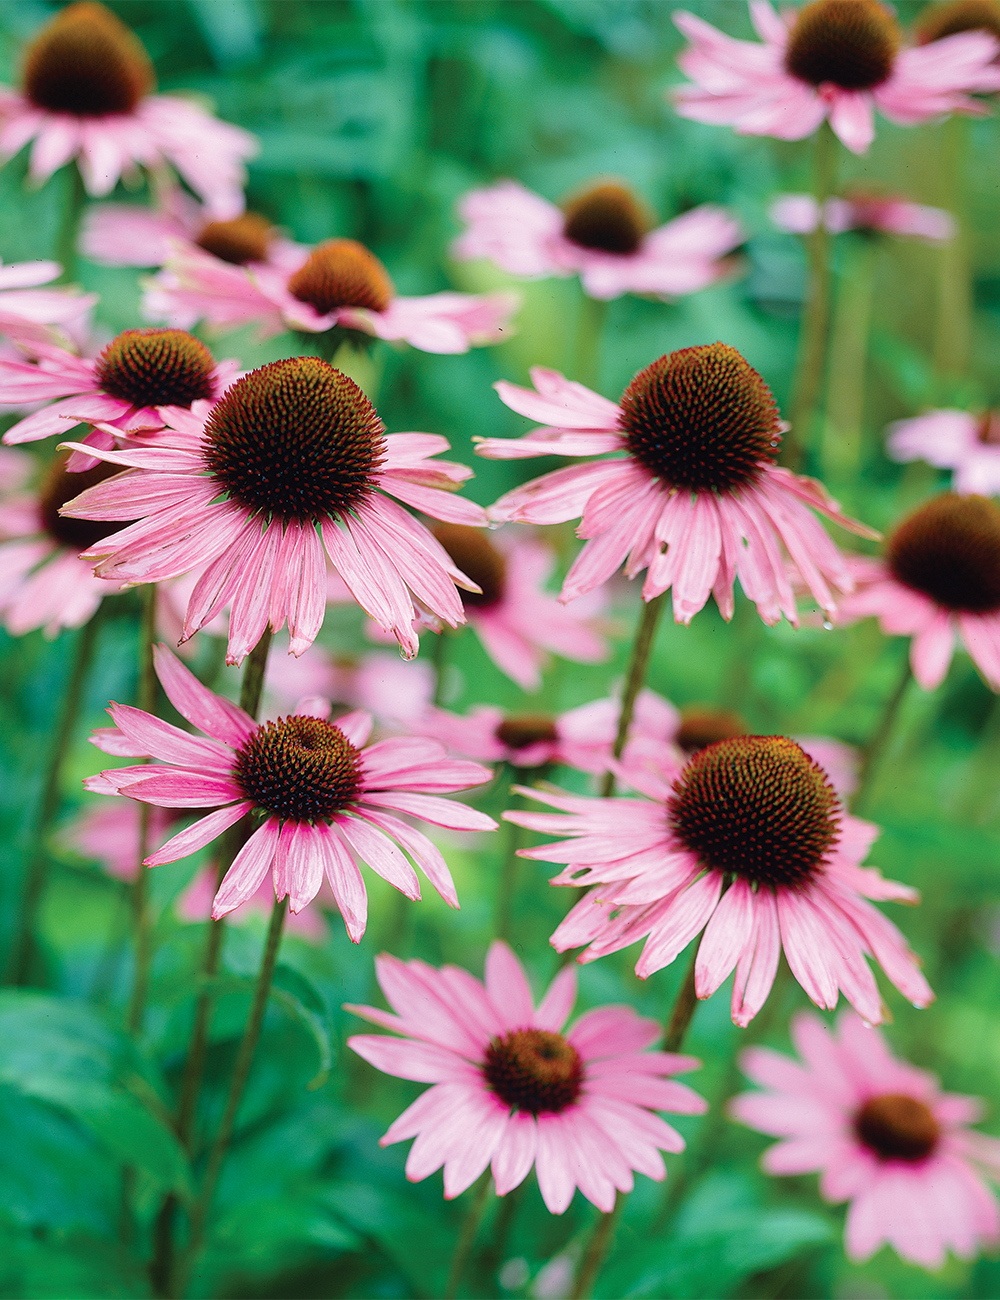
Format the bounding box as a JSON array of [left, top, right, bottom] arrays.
[[916, 0, 1000, 46], [0, 2, 256, 215], [0, 258, 96, 352], [887, 406, 1000, 494], [835, 493, 1000, 690], [672, 0, 1000, 155], [453, 177, 742, 301], [732, 1010, 1000, 1268], [145, 233, 518, 355], [507, 736, 932, 1025], [346, 940, 706, 1212], [87, 646, 495, 937], [59, 356, 488, 662], [770, 190, 955, 241], [479, 346, 875, 625]]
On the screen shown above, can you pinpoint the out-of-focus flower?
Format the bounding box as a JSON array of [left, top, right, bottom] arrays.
[[86, 646, 495, 937], [479, 346, 876, 625], [508, 736, 932, 1025], [0, 2, 256, 215], [672, 0, 1000, 155], [887, 408, 1000, 496], [770, 191, 955, 241], [264, 645, 435, 730], [835, 493, 1000, 690], [427, 525, 609, 691], [145, 236, 519, 355], [915, 0, 1000, 48], [732, 1010, 1000, 1268], [59, 357, 488, 663], [453, 178, 742, 301], [0, 258, 96, 352], [347, 940, 706, 1212]]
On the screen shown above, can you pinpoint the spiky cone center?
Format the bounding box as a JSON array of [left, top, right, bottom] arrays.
[[234, 714, 363, 822], [287, 239, 394, 316], [916, 0, 1000, 43], [785, 0, 900, 89], [676, 705, 748, 754], [94, 329, 216, 409], [977, 410, 1000, 445], [44, 452, 130, 551], [23, 1, 154, 116], [483, 1029, 583, 1115], [432, 523, 506, 607], [887, 493, 1000, 613], [196, 214, 274, 266], [618, 343, 782, 493], [202, 357, 386, 524], [495, 714, 558, 754], [667, 735, 840, 888], [561, 182, 651, 255], [854, 1093, 940, 1161]]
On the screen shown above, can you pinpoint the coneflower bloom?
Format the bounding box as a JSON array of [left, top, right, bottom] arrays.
[[87, 646, 495, 936], [672, 0, 1000, 155], [346, 940, 707, 1212], [770, 190, 955, 241], [453, 178, 742, 301], [59, 356, 488, 663], [915, 0, 1000, 48], [479, 345, 876, 625], [0, 451, 121, 635], [835, 493, 1000, 690], [264, 646, 435, 731], [508, 736, 933, 1025], [146, 236, 519, 355], [732, 1010, 1000, 1268], [427, 524, 608, 691], [0, 257, 97, 352], [886, 408, 1000, 495], [0, 2, 256, 215]]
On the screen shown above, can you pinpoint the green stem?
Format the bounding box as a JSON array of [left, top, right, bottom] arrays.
[[476, 1179, 525, 1286], [663, 943, 700, 1053], [127, 584, 158, 1036], [569, 1192, 623, 1300], [601, 593, 666, 797], [932, 116, 970, 383], [852, 655, 913, 814], [444, 1172, 492, 1300], [495, 767, 526, 943], [822, 237, 876, 487], [786, 122, 838, 472], [575, 294, 608, 390], [7, 604, 103, 985], [432, 628, 450, 707], [56, 164, 87, 284]]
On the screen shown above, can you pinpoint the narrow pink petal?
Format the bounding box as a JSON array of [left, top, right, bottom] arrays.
[[492, 1111, 537, 1196], [153, 644, 255, 746], [274, 818, 324, 913], [359, 790, 496, 831], [118, 769, 244, 807], [485, 941, 535, 1028], [534, 965, 577, 1032], [909, 608, 955, 689], [534, 1115, 577, 1214], [352, 807, 458, 908], [107, 702, 235, 772], [213, 817, 280, 918], [347, 1035, 473, 1083], [634, 873, 724, 979], [336, 814, 421, 899], [316, 822, 368, 942], [145, 801, 252, 866], [695, 876, 754, 998], [732, 890, 781, 1027]]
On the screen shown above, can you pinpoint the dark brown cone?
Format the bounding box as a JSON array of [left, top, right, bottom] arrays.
[[24, 1, 154, 116]]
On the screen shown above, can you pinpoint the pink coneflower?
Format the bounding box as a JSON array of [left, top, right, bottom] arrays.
[[508, 735, 933, 1025], [0, 328, 239, 460], [453, 178, 742, 301], [87, 646, 496, 937], [732, 1010, 1000, 1268], [264, 645, 435, 730], [0, 257, 96, 352], [915, 0, 1000, 47], [835, 493, 1000, 690], [346, 940, 707, 1212], [479, 345, 875, 625], [886, 407, 1000, 495], [145, 236, 519, 355], [0, 2, 256, 216], [0, 451, 121, 635], [770, 191, 955, 241], [59, 356, 488, 663], [427, 524, 608, 691], [672, 0, 1000, 155]]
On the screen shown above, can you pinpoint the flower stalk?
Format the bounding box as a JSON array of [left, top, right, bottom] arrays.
[[126, 582, 158, 1035], [601, 592, 666, 797], [444, 1171, 493, 1300], [853, 655, 913, 812]]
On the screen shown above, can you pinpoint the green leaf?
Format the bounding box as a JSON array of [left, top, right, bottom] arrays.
[[271, 962, 334, 1090]]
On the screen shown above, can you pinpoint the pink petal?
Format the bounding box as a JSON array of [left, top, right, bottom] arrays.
[[145, 801, 252, 866], [213, 817, 281, 918]]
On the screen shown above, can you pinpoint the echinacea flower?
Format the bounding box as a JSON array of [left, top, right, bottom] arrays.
[[0, 450, 121, 635], [87, 646, 496, 936], [886, 407, 1000, 495], [59, 356, 489, 663], [732, 1010, 1000, 1268], [915, 0, 1000, 48], [479, 345, 876, 625], [427, 524, 609, 691], [146, 236, 519, 355], [508, 735, 933, 1025], [0, 2, 256, 215], [0, 257, 97, 352], [835, 493, 1000, 690], [672, 0, 1000, 155], [770, 190, 955, 241], [264, 646, 435, 731], [453, 178, 742, 301], [346, 940, 707, 1212]]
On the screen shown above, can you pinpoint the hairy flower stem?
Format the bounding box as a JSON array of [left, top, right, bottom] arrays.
[[852, 655, 913, 814], [823, 237, 876, 488], [575, 293, 608, 390], [601, 593, 666, 797], [7, 602, 104, 986], [786, 122, 838, 472], [496, 767, 527, 942], [444, 1171, 492, 1300], [127, 584, 158, 1036], [663, 943, 700, 1052], [56, 163, 86, 283]]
